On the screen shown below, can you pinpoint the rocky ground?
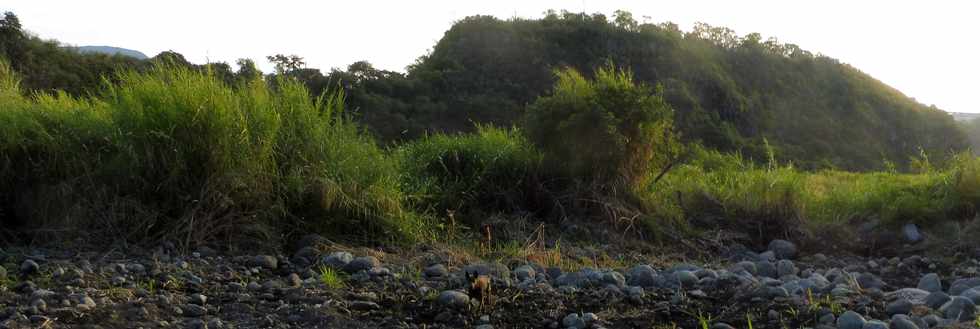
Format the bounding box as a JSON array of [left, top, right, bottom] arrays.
[[1, 228, 980, 329]]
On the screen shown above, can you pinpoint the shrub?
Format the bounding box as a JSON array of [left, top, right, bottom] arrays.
[[525, 63, 678, 190], [0, 61, 426, 245], [398, 125, 544, 216]]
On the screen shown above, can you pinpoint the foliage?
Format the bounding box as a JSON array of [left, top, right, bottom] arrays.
[[525, 64, 678, 189], [642, 146, 980, 242], [318, 266, 345, 289], [397, 125, 544, 216], [0, 61, 426, 245], [321, 11, 964, 171]]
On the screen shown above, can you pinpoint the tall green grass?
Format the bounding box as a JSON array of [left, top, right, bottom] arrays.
[[642, 146, 980, 243], [0, 61, 426, 245], [397, 125, 544, 217]]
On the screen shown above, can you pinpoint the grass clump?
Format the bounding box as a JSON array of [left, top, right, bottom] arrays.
[[398, 124, 545, 217], [0, 59, 426, 245], [317, 266, 345, 289]]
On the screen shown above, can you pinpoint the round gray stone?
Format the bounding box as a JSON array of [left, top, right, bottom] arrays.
[[768, 239, 797, 260], [917, 273, 942, 293], [626, 265, 657, 288], [424, 264, 448, 278], [837, 310, 866, 329], [344, 256, 380, 273], [885, 299, 912, 316], [939, 296, 976, 321], [437, 290, 469, 309], [925, 291, 951, 309], [322, 251, 353, 269]]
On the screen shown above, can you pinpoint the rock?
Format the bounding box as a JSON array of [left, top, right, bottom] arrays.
[[758, 251, 776, 262], [293, 247, 319, 264], [189, 294, 207, 305], [948, 277, 980, 295], [183, 304, 207, 317], [675, 270, 698, 287], [601, 271, 625, 287], [250, 255, 278, 270], [207, 318, 225, 329], [582, 312, 599, 324], [861, 320, 887, 329], [856, 273, 884, 290], [734, 261, 757, 275], [626, 265, 657, 287], [885, 299, 912, 316], [75, 295, 97, 310], [768, 239, 797, 260], [322, 251, 354, 269], [186, 319, 207, 329], [555, 272, 587, 288], [837, 311, 866, 329], [756, 261, 778, 279], [939, 296, 976, 321], [286, 273, 303, 287], [474, 325, 494, 329], [344, 256, 380, 273], [546, 267, 562, 280], [962, 288, 980, 304], [921, 315, 941, 328], [889, 315, 920, 329], [562, 313, 586, 328], [20, 260, 39, 276], [515, 265, 536, 282], [437, 290, 469, 309], [425, 264, 448, 278], [776, 260, 798, 277], [902, 223, 923, 243], [917, 273, 942, 293], [925, 291, 951, 309], [819, 313, 836, 325], [464, 262, 510, 279], [711, 323, 736, 329], [349, 301, 381, 311], [886, 288, 930, 305]]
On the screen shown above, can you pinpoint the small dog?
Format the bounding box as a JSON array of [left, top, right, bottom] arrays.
[[466, 271, 493, 308]]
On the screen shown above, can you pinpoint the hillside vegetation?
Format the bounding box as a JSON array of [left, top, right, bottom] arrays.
[[324, 11, 966, 171], [1, 10, 978, 249]]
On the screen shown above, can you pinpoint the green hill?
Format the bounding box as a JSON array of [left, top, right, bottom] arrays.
[[74, 45, 149, 59], [331, 12, 966, 171]]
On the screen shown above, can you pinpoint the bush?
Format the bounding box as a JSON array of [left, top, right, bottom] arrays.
[[525, 63, 678, 190], [397, 125, 544, 216], [0, 61, 426, 245]]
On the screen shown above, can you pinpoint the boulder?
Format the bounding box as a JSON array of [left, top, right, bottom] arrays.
[[902, 223, 923, 244], [768, 239, 797, 260], [626, 265, 657, 288], [837, 311, 866, 329], [917, 273, 942, 293], [939, 296, 976, 321]]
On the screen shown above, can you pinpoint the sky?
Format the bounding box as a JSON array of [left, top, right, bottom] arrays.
[[6, 0, 978, 113]]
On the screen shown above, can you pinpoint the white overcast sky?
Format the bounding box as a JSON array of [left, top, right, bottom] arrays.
[[5, 0, 978, 113]]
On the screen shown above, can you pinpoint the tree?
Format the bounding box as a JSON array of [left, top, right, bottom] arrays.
[[613, 10, 638, 31], [525, 63, 678, 189], [266, 54, 305, 74], [235, 58, 262, 82]]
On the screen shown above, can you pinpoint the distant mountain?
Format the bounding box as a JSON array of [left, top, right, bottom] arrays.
[[74, 46, 149, 60], [949, 112, 980, 122]]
